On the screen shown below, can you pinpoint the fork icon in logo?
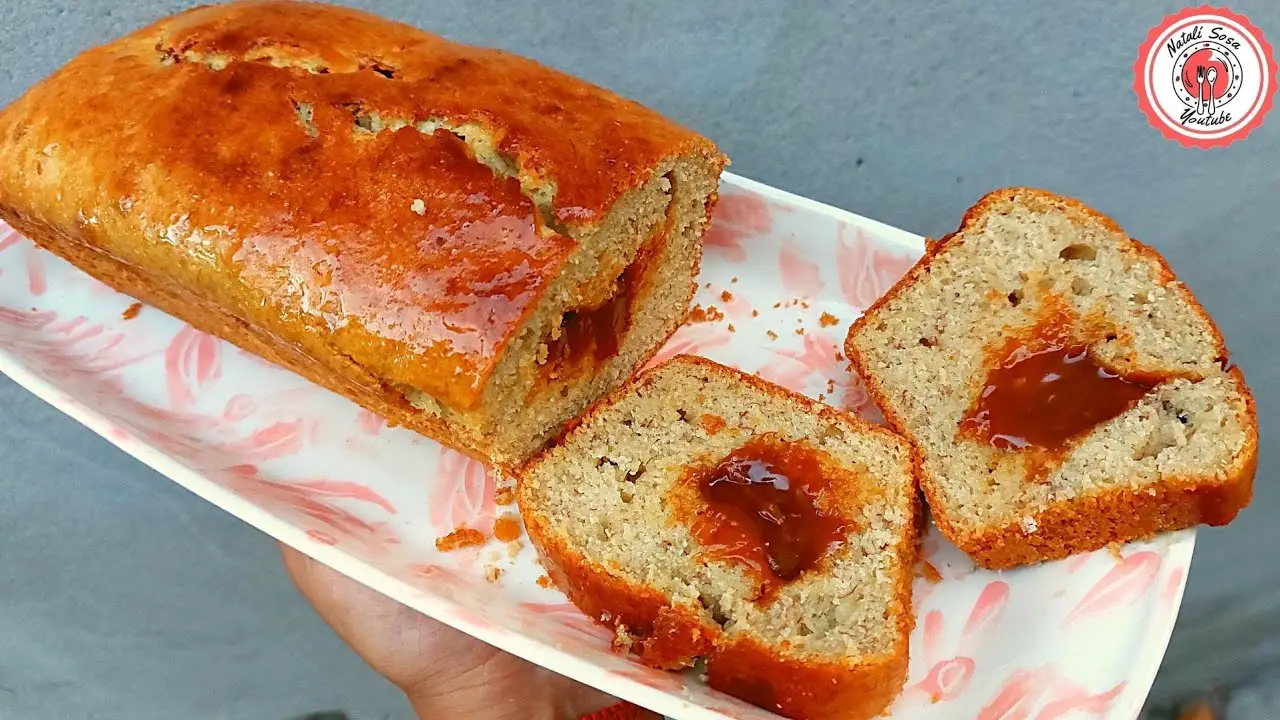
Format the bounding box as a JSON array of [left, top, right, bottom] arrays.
[[1196, 64, 1223, 116], [1196, 66, 1206, 115]]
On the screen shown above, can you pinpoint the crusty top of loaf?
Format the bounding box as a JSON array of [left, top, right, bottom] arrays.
[[0, 0, 722, 410]]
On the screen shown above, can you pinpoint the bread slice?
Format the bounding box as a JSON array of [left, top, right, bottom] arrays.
[[0, 1, 725, 470], [845, 187, 1258, 570], [518, 355, 919, 720]]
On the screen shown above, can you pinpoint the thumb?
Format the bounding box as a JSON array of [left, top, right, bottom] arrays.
[[278, 544, 619, 719]]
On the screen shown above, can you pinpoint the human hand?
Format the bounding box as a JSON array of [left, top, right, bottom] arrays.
[[279, 544, 637, 720]]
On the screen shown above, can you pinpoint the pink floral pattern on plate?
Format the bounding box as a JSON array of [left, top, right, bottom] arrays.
[[0, 173, 1193, 720]]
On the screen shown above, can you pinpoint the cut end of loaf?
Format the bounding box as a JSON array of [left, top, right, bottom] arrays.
[[518, 355, 918, 720], [847, 187, 1257, 568], [404, 152, 725, 468]]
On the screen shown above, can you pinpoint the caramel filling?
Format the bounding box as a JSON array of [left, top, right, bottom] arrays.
[[540, 250, 652, 382], [672, 434, 863, 602], [537, 176, 676, 387], [961, 342, 1155, 451], [960, 302, 1158, 477]]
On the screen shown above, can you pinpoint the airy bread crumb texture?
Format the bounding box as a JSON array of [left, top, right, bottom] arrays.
[[847, 188, 1256, 561], [519, 356, 917, 662]]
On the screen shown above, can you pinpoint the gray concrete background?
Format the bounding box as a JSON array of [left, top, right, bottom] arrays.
[[0, 1, 1275, 718]]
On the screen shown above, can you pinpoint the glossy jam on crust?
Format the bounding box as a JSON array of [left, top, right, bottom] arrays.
[[0, 0, 722, 412]]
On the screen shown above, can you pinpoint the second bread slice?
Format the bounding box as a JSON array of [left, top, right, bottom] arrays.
[[518, 355, 919, 720], [846, 188, 1257, 569]]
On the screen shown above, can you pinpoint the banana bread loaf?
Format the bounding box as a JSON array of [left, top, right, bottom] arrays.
[[0, 0, 726, 468]]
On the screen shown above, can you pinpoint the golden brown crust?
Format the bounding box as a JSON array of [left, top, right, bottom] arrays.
[[706, 638, 905, 720], [845, 187, 1257, 569], [519, 355, 918, 719], [3, 208, 503, 465], [524, 522, 718, 669], [0, 0, 722, 412]]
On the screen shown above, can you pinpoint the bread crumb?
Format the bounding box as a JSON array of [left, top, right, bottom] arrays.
[[1107, 542, 1125, 560], [493, 514, 522, 543], [773, 302, 782, 309], [834, 351, 845, 362], [720, 290, 734, 302], [435, 527, 486, 551], [506, 538, 523, 559], [731, 276, 739, 284], [704, 282, 712, 289], [826, 378, 837, 394], [752, 309, 759, 318], [494, 486, 516, 506], [817, 394, 827, 402], [612, 624, 633, 652], [687, 305, 725, 323], [766, 330, 778, 340], [536, 574, 554, 588], [410, 198, 426, 215], [801, 301, 810, 309], [121, 302, 143, 320], [727, 323, 736, 333], [795, 327, 805, 335], [819, 312, 840, 328], [700, 413, 727, 435], [921, 561, 943, 584], [484, 564, 502, 583]]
